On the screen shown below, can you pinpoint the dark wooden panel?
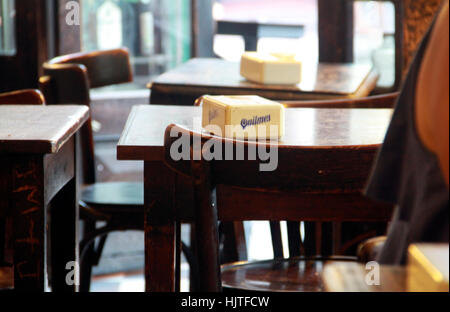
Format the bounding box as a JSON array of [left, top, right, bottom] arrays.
[[144, 162, 176, 292], [44, 137, 75, 206], [216, 187, 394, 222], [0, 0, 50, 92], [318, 0, 354, 63], [11, 155, 46, 291]]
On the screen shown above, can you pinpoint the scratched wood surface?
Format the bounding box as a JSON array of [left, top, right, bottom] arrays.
[[149, 58, 378, 105], [118, 105, 393, 162], [0, 105, 89, 154]]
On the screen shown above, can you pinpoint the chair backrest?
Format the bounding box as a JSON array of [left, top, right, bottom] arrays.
[[281, 92, 399, 108], [0, 89, 45, 105], [39, 48, 133, 184], [163, 123, 390, 291]]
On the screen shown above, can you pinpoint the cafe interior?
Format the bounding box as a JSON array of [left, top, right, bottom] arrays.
[[0, 0, 448, 294]]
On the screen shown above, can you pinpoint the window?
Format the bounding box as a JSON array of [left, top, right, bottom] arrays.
[[81, 0, 191, 90], [213, 0, 396, 88], [354, 1, 396, 88], [0, 0, 16, 56]]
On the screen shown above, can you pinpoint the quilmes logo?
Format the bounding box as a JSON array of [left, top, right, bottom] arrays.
[[241, 115, 271, 130]]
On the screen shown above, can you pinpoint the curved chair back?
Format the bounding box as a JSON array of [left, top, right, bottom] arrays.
[[0, 89, 45, 105], [163, 123, 393, 291], [39, 48, 133, 184], [281, 92, 399, 108]]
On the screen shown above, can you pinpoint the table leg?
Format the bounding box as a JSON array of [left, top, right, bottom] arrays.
[[49, 178, 78, 292], [144, 162, 176, 292], [12, 156, 46, 291]]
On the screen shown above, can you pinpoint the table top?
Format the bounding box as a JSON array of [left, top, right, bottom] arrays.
[[0, 105, 89, 154], [117, 105, 393, 161], [149, 58, 377, 98], [323, 262, 407, 292]]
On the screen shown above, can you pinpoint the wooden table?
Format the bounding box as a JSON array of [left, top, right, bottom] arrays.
[[118, 105, 393, 292], [0, 105, 89, 291], [149, 58, 379, 105]]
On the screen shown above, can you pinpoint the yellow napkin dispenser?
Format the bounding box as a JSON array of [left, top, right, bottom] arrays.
[[200, 95, 285, 140], [240, 52, 302, 85]]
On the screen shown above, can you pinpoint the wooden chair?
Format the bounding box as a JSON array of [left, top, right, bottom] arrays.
[[194, 93, 398, 267], [0, 89, 45, 291], [163, 118, 394, 292], [38, 48, 194, 291], [0, 89, 45, 105]]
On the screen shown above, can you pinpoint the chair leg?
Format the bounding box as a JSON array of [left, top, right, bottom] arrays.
[[92, 235, 108, 266], [269, 221, 284, 259], [287, 221, 301, 257], [303, 222, 317, 256], [220, 221, 247, 264], [80, 220, 96, 292], [0, 218, 5, 265], [188, 224, 199, 292]]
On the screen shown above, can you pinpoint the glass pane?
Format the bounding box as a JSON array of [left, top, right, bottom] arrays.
[[354, 1, 396, 88], [214, 0, 318, 62], [81, 0, 191, 90], [0, 0, 16, 56]]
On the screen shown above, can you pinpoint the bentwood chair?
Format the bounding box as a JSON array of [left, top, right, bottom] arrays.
[[163, 115, 394, 292], [0, 89, 45, 291], [38, 48, 194, 291]]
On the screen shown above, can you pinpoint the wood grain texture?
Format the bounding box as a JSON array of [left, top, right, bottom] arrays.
[[0, 90, 45, 105], [118, 105, 393, 161], [323, 261, 407, 292], [11, 155, 46, 291], [0, 105, 89, 154], [144, 162, 177, 292], [149, 58, 377, 105], [222, 257, 356, 292], [401, 0, 443, 77]]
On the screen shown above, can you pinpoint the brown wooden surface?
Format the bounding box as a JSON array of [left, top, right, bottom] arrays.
[[0, 266, 13, 290], [323, 262, 407, 292], [222, 257, 356, 292], [118, 105, 393, 162], [282, 92, 399, 109], [0, 105, 89, 154], [0, 90, 46, 105], [0, 105, 88, 291], [149, 58, 378, 105]]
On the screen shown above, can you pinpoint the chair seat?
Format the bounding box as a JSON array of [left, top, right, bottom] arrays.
[[81, 182, 143, 209], [221, 256, 357, 292]]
